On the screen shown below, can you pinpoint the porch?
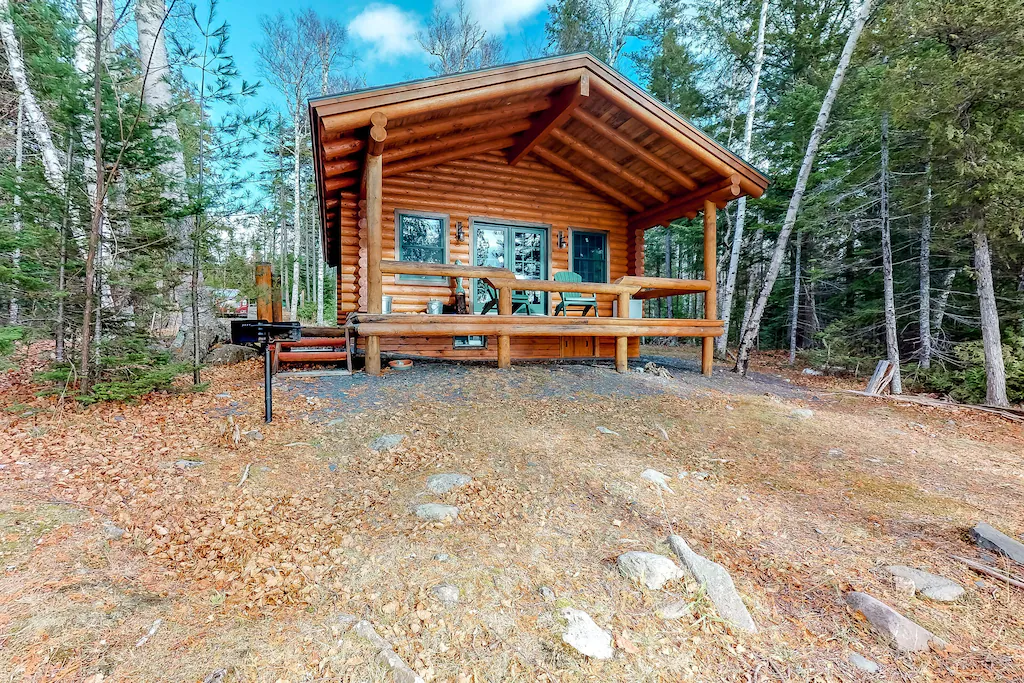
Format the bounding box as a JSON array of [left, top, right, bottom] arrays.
[[349, 257, 723, 375]]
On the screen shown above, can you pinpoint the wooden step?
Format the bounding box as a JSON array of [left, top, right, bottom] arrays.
[[279, 337, 349, 348], [277, 351, 348, 362]]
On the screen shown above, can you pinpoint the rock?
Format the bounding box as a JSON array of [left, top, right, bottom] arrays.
[[691, 471, 710, 481], [791, 408, 814, 419], [801, 368, 823, 376], [430, 583, 459, 607], [206, 344, 258, 365], [215, 393, 231, 398], [849, 653, 880, 673], [559, 608, 614, 660], [596, 426, 619, 436], [667, 535, 757, 633], [539, 586, 555, 601], [175, 459, 204, 468], [369, 433, 406, 452], [828, 448, 845, 458], [103, 521, 125, 541], [640, 469, 674, 493], [353, 619, 425, 683], [414, 504, 459, 522], [844, 592, 943, 652], [617, 551, 684, 590], [655, 599, 692, 620], [970, 522, 1024, 564], [433, 553, 450, 562], [426, 473, 472, 495], [642, 362, 672, 378], [243, 430, 263, 442], [891, 575, 916, 598], [886, 566, 964, 602]]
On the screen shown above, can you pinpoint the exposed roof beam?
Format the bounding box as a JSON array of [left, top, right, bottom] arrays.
[[388, 99, 551, 147], [571, 109, 698, 191], [386, 121, 531, 163], [548, 128, 669, 203], [531, 146, 644, 212], [590, 76, 763, 198], [507, 75, 589, 166], [628, 175, 740, 231], [383, 137, 518, 178]]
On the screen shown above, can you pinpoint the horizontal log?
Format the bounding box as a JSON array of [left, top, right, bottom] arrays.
[[352, 321, 723, 338], [277, 351, 348, 362], [351, 314, 722, 329], [379, 259, 514, 279], [631, 288, 708, 300], [488, 278, 639, 295], [384, 137, 517, 178], [531, 146, 645, 212], [615, 276, 712, 291], [386, 99, 551, 145], [628, 176, 740, 231]]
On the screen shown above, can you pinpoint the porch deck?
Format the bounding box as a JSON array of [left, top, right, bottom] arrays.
[[349, 260, 722, 373]]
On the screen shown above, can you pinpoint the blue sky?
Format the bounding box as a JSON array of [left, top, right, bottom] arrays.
[[219, 0, 558, 112]]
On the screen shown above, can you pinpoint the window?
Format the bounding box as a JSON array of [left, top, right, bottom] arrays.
[[572, 231, 607, 283], [396, 211, 448, 282]]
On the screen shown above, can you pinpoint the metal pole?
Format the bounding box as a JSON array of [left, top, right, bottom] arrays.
[[264, 343, 272, 423]]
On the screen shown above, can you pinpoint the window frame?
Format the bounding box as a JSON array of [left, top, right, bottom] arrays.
[[394, 209, 450, 284], [569, 229, 610, 283]]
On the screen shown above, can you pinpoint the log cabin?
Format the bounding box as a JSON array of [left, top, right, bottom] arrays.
[[308, 53, 768, 376]]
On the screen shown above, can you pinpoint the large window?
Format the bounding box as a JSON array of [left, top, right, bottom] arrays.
[[572, 231, 607, 283], [396, 211, 448, 282]]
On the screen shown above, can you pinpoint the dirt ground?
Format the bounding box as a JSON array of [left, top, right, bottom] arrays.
[[1, 344, 1022, 682]]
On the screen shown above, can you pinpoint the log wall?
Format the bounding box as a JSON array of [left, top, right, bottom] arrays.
[[335, 150, 646, 360]]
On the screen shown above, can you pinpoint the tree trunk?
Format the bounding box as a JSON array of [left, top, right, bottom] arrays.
[[880, 111, 902, 393], [718, 0, 769, 356], [0, 0, 65, 189], [918, 160, 932, 368], [734, 0, 872, 374], [931, 268, 956, 338], [290, 109, 302, 321], [739, 226, 764, 349], [788, 233, 801, 365], [80, 0, 105, 392], [973, 231, 1008, 407], [10, 95, 23, 324]]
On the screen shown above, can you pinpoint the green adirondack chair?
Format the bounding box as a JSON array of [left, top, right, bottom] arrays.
[[553, 271, 599, 317]]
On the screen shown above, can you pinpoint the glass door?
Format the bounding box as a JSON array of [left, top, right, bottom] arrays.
[[473, 222, 548, 314]]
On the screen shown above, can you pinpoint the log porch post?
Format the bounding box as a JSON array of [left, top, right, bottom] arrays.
[[702, 199, 717, 377], [616, 291, 629, 373], [497, 286, 512, 368], [364, 112, 387, 376]]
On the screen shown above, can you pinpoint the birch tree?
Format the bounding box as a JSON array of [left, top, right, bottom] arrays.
[[718, 0, 769, 356], [918, 159, 932, 368], [9, 96, 23, 324], [879, 110, 902, 392], [0, 0, 65, 189], [256, 12, 317, 321], [973, 233, 1008, 406], [734, 0, 872, 374], [418, 0, 504, 75]]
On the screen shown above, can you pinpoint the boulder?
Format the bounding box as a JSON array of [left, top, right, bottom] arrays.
[[103, 521, 125, 541], [426, 473, 472, 495], [414, 504, 459, 522], [206, 344, 258, 365], [844, 592, 944, 652], [970, 522, 1024, 564], [791, 408, 814, 419], [560, 608, 613, 659], [885, 566, 964, 602], [617, 551, 684, 590], [667, 535, 757, 633]]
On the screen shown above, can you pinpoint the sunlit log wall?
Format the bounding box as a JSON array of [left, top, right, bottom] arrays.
[[334, 150, 645, 359]]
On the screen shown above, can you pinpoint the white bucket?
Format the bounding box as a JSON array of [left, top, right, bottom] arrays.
[[381, 295, 393, 313]]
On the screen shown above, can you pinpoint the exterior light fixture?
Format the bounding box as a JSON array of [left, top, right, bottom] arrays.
[[456, 221, 465, 242], [558, 231, 567, 249]]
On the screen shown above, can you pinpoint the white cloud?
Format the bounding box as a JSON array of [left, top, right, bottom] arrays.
[[348, 4, 423, 61], [445, 0, 547, 34]]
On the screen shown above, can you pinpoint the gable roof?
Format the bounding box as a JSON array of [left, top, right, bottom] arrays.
[[309, 52, 768, 265]]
